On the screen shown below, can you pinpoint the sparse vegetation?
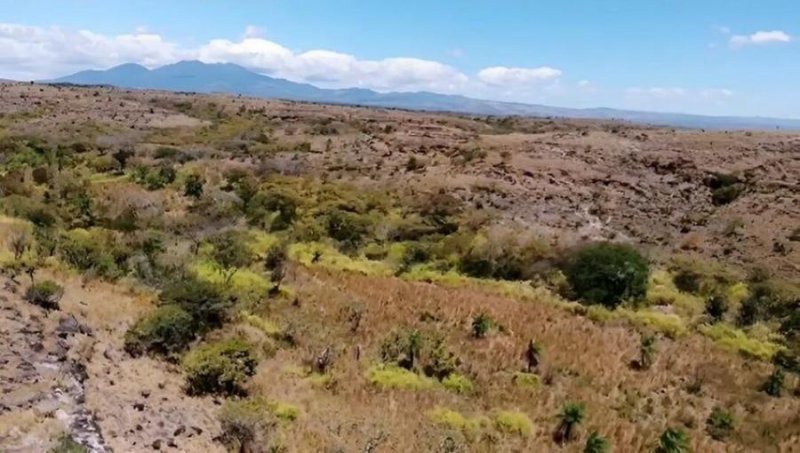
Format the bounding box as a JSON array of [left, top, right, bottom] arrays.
[[24, 280, 63, 310]]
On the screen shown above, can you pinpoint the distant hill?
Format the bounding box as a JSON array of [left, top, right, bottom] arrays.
[[51, 61, 800, 130]]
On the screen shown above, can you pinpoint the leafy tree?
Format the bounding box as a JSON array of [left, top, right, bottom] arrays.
[[566, 242, 649, 308], [656, 428, 690, 453], [159, 278, 230, 330], [584, 431, 610, 453], [706, 407, 735, 441], [209, 230, 254, 285], [555, 402, 586, 444]]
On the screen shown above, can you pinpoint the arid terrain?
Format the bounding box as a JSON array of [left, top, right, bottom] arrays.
[[1, 82, 799, 452]]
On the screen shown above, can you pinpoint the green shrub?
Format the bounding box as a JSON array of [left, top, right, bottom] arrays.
[[584, 431, 610, 453], [762, 367, 784, 397], [246, 189, 299, 230], [124, 305, 195, 357], [442, 373, 474, 394], [59, 228, 129, 279], [159, 278, 230, 330], [184, 174, 204, 199], [471, 313, 492, 338], [706, 407, 734, 441], [48, 433, 87, 453], [707, 173, 746, 206], [25, 280, 63, 311], [704, 294, 728, 322], [366, 364, 435, 390], [458, 231, 552, 281], [566, 242, 649, 308], [182, 338, 258, 396], [326, 209, 372, 249], [656, 428, 690, 453], [218, 398, 275, 451], [494, 410, 533, 437]]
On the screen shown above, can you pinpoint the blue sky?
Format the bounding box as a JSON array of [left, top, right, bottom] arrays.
[[1, 0, 798, 117]]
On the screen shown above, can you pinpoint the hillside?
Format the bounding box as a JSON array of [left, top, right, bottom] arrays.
[[51, 61, 800, 131], [0, 82, 799, 452]]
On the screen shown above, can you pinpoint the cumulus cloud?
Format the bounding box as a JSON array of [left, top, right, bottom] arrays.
[[700, 88, 734, 100], [0, 23, 472, 92], [477, 66, 562, 86], [0, 23, 181, 79], [730, 30, 791, 47]]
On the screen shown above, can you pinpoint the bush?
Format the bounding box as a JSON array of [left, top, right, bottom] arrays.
[[218, 398, 275, 451], [656, 428, 690, 453], [183, 174, 204, 199], [471, 313, 492, 338], [246, 189, 299, 230], [762, 367, 784, 397], [25, 281, 63, 310], [159, 278, 230, 330], [326, 209, 372, 249], [494, 410, 533, 437], [48, 433, 87, 453], [707, 173, 746, 206], [59, 229, 128, 279], [704, 295, 728, 322], [566, 242, 649, 308], [182, 338, 258, 396], [124, 305, 195, 357], [584, 431, 610, 453], [442, 373, 474, 394], [459, 230, 552, 281], [706, 407, 734, 441]]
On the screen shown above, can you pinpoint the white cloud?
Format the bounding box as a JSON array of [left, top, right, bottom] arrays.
[[730, 30, 791, 47], [0, 23, 181, 79], [243, 25, 265, 39], [700, 88, 734, 100], [477, 66, 562, 86], [626, 87, 687, 98]]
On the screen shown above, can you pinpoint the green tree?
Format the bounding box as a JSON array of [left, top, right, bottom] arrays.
[[566, 242, 649, 308], [209, 230, 254, 285]]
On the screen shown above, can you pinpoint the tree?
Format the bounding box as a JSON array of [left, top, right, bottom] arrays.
[[584, 431, 610, 453], [566, 242, 649, 308], [184, 174, 204, 199], [555, 402, 586, 445], [656, 428, 690, 453], [638, 334, 658, 370], [111, 147, 134, 173], [209, 231, 254, 285]]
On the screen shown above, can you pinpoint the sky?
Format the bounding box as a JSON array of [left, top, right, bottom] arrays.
[[1, 0, 798, 117]]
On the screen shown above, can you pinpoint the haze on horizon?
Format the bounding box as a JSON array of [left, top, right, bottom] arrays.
[[1, 0, 798, 118]]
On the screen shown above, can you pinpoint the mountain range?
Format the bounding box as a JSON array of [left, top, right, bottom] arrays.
[[49, 61, 800, 130]]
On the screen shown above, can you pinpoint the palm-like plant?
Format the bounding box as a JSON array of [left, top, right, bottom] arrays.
[[656, 428, 690, 453], [555, 402, 586, 444], [584, 431, 610, 453]]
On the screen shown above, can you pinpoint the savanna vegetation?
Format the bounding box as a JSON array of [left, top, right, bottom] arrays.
[[1, 82, 799, 452]]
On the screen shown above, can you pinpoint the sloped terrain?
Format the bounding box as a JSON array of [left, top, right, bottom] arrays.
[[0, 82, 799, 452]]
